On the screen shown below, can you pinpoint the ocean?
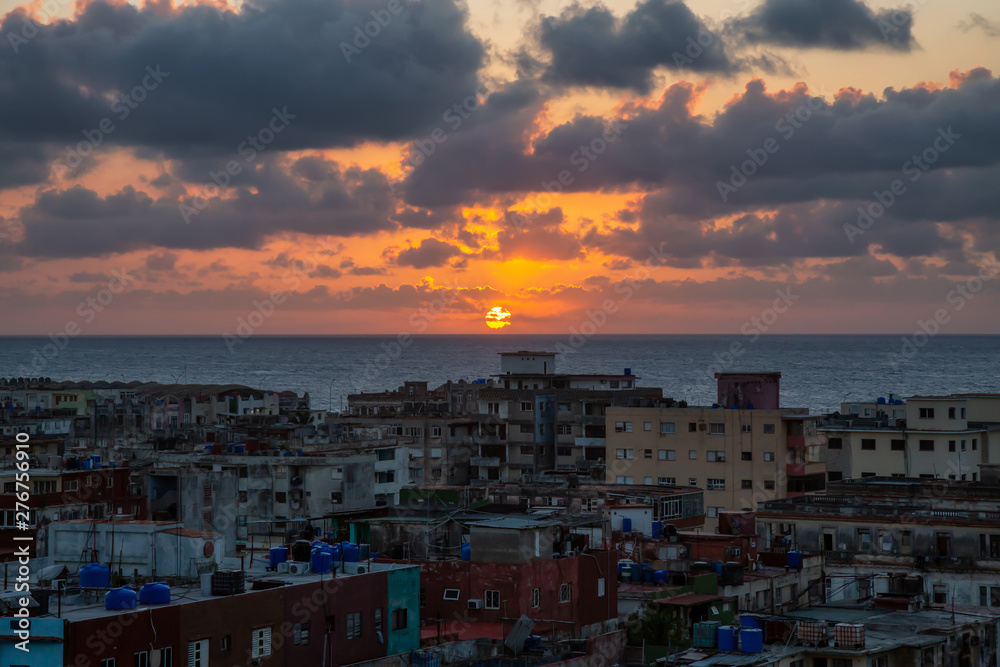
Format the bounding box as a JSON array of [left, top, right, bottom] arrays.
[[1, 334, 997, 414]]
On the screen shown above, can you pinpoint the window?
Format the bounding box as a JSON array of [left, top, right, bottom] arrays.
[[485, 590, 500, 609], [891, 439, 905, 451], [658, 449, 675, 461], [919, 440, 934, 451], [709, 423, 725, 434], [102, 661, 116, 667], [443, 588, 460, 600], [557, 446, 572, 457], [614, 421, 633, 433], [431, 426, 442, 438], [827, 437, 842, 449], [933, 585, 947, 604], [949, 440, 956, 452], [133, 651, 148, 667], [689, 477, 698, 487], [861, 472, 876, 478], [520, 402, 533, 412], [294, 622, 311, 645], [763, 452, 775, 462], [239, 490, 248, 502], [741, 480, 753, 489], [644, 449, 653, 459], [392, 608, 407, 630], [559, 583, 572, 603], [707, 478, 726, 490], [556, 424, 572, 435], [615, 476, 635, 484], [251, 627, 272, 658], [188, 640, 208, 667], [598, 578, 606, 597], [828, 471, 843, 482], [962, 407, 967, 418], [833, 660, 853, 667], [741, 424, 752, 433], [275, 491, 287, 503], [521, 445, 535, 455], [644, 421, 652, 431], [658, 477, 676, 486], [347, 612, 362, 639], [158, 647, 172, 667], [973, 439, 979, 450], [861, 439, 876, 450], [377, 449, 395, 461], [870, 658, 887, 667], [707, 451, 725, 462], [644, 476, 653, 485], [519, 424, 533, 433], [615, 448, 634, 460], [688, 422, 697, 432], [374, 608, 383, 635], [487, 402, 501, 414], [660, 422, 675, 434], [763, 423, 775, 434], [375, 471, 395, 484], [919, 407, 935, 419], [221, 635, 231, 651], [858, 528, 871, 552], [764, 480, 775, 490], [65, 480, 79, 491], [948, 407, 956, 419], [741, 451, 752, 461], [689, 450, 697, 460], [531, 588, 540, 608]]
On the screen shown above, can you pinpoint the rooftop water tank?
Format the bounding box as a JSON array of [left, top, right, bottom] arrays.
[[311, 548, 333, 574], [461, 544, 471, 561], [80, 563, 110, 589], [343, 543, 360, 563], [269, 546, 289, 570], [740, 614, 762, 629], [717, 626, 738, 651], [652, 521, 663, 538], [139, 583, 171, 605], [786, 550, 803, 568], [740, 628, 763, 653], [105, 586, 138, 610]]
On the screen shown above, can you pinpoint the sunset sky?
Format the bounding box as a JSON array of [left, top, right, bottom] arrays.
[[1, 0, 999, 335]]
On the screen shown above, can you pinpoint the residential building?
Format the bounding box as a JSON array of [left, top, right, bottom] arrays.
[[606, 373, 825, 515]]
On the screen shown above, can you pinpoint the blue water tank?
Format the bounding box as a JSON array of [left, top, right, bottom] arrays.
[[718, 626, 738, 651], [461, 544, 471, 561], [332, 544, 342, 562], [714, 562, 723, 576], [622, 517, 632, 533], [643, 566, 654, 583], [311, 549, 333, 574], [877, 397, 886, 404], [652, 521, 663, 538], [740, 614, 762, 629], [269, 546, 289, 569], [105, 586, 138, 610], [296, 448, 304, 457], [91, 455, 101, 468], [787, 550, 803, 568], [226, 444, 234, 453], [204, 445, 213, 453], [343, 543, 360, 563], [653, 570, 669, 584], [740, 628, 763, 653], [80, 563, 110, 589], [139, 583, 171, 605], [234, 444, 245, 454]]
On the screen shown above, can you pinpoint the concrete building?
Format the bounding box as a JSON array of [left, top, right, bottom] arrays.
[[2, 562, 420, 667], [821, 394, 1000, 482], [605, 374, 825, 516], [756, 477, 1000, 609]]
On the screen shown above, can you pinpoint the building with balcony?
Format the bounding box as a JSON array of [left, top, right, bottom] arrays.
[[605, 373, 825, 516]]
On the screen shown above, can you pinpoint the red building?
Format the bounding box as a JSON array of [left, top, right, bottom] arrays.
[[0, 464, 144, 562]]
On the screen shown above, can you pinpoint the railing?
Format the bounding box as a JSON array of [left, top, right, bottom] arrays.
[[470, 457, 501, 467], [575, 437, 606, 448]]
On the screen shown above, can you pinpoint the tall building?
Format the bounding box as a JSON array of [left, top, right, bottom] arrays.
[[605, 373, 826, 516]]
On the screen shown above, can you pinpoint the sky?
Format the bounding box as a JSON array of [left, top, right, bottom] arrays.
[[0, 0, 999, 335]]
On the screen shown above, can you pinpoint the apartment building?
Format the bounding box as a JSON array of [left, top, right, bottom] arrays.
[[822, 394, 1000, 482], [606, 373, 825, 516], [756, 477, 1000, 610]]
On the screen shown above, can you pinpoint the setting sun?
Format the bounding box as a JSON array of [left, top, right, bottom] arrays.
[[485, 306, 512, 329]]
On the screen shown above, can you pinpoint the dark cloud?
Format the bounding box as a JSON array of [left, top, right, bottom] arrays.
[[730, 0, 914, 51], [492, 208, 585, 261], [957, 13, 1000, 38], [145, 251, 178, 271], [0, 0, 484, 166], [14, 158, 399, 258], [538, 0, 733, 92], [393, 238, 464, 269]]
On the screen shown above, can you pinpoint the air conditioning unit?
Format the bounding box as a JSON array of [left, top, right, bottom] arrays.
[[468, 599, 482, 609], [277, 562, 290, 573], [287, 562, 311, 575]]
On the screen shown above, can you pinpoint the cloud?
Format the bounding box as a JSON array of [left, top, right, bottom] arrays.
[[957, 13, 1000, 38], [393, 238, 464, 268], [730, 0, 914, 51], [492, 208, 585, 261], [145, 251, 178, 271], [538, 0, 733, 92], [0, 0, 484, 184]]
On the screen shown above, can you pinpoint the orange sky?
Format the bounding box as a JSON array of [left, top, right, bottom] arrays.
[[1, 0, 999, 335]]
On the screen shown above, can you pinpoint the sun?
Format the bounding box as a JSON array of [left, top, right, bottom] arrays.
[[485, 306, 512, 330]]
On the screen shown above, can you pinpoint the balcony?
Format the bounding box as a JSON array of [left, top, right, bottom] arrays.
[[471, 457, 501, 467], [786, 435, 806, 448], [786, 462, 826, 477], [575, 437, 606, 449]]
